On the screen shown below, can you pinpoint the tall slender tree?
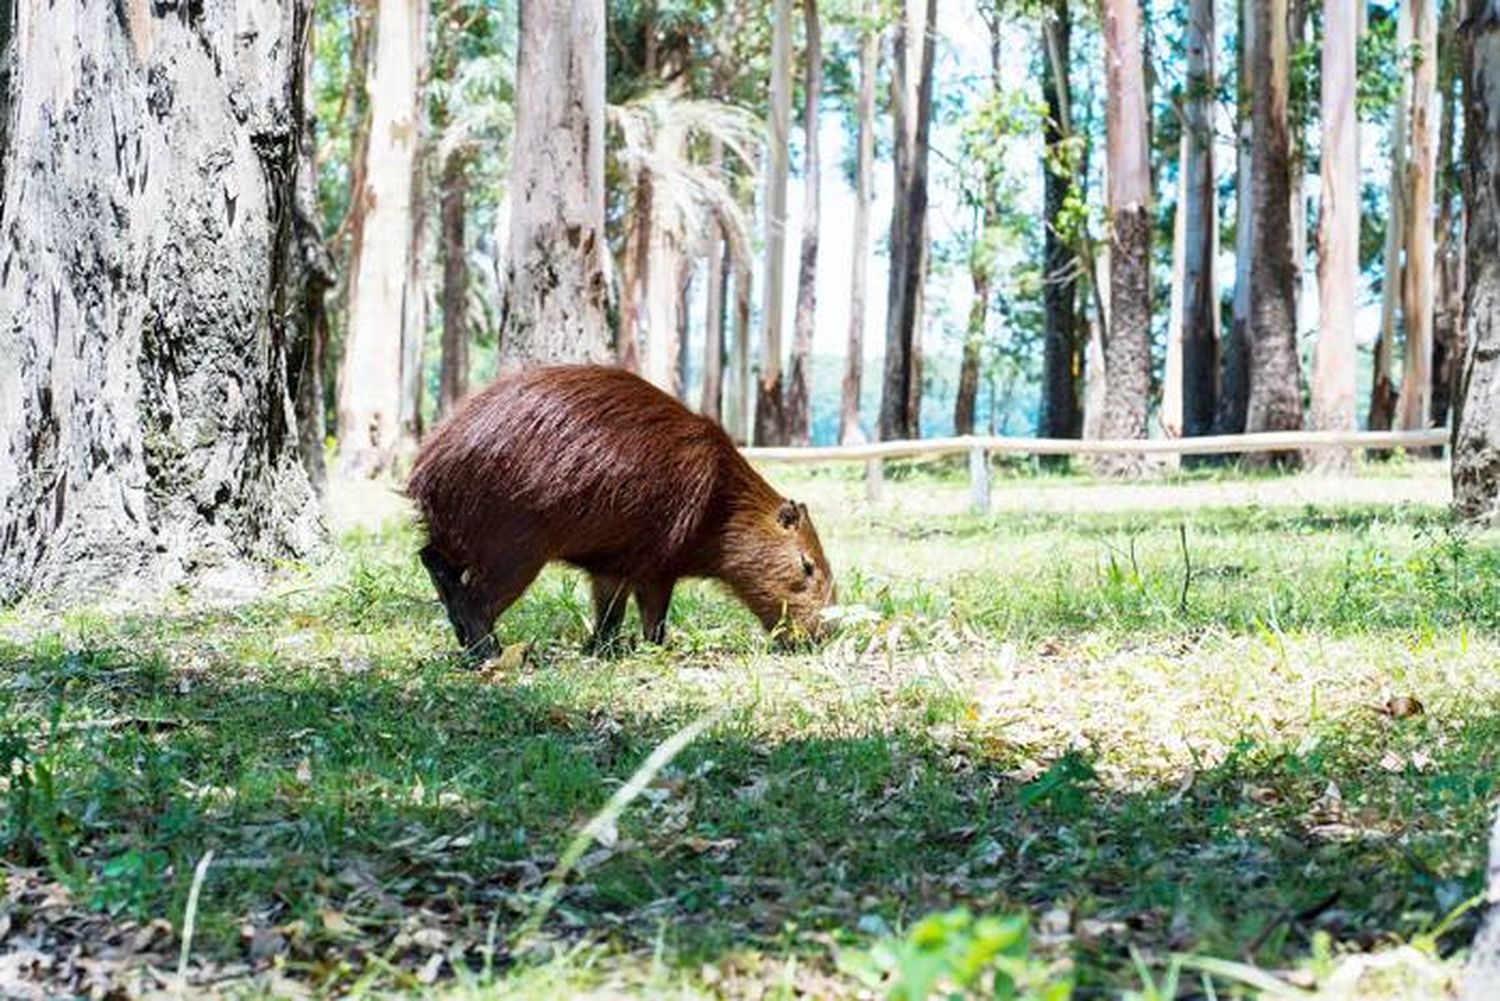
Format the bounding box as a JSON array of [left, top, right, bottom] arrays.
[[1097, 0, 1152, 462], [786, 0, 823, 445], [1245, 0, 1303, 448], [1039, 0, 1081, 442], [337, 0, 427, 477], [1179, 0, 1217, 439], [1216, 0, 1253, 436], [501, 0, 610, 367], [1432, 0, 1464, 430], [956, 7, 1004, 437], [1309, 0, 1358, 469], [1398, 0, 1439, 432], [879, 0, 938, 441], [757, 0, 794, 444], [840, 0, 879, 445], [1370, 1, 1413, 431]]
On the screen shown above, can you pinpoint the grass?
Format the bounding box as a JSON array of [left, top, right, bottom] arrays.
[[1, 461, 1496, 998]]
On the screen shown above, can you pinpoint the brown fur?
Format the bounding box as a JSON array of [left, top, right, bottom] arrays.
[[407, 365, 834, 655]]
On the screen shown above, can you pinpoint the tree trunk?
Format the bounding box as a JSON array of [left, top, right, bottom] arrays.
[[1398, 0, 1439, 432], [1040, 0, 1082, 442], [500, 0, 610, 368], [1309, 0, 1359, 470], [840, 0, 878, 446], [292, 16, 335, 496], [438, 150, 470, 419], [756, 0, 794, 444], [642, 183, 685, 397], [729, 250, 754, 443], [1432, 0, 1464, 431], [1216, 0, 1253, 436], [956, 11, 1002, 438], [336, 0, 426, 478], [700, 221, 728, 422], [1453, 0, 1500, 520], [0, 0, 321, 603], [1245, 0, 1303, 453], [879, 0, 937, 441], [786, 0, 822, 446], [1371, 1, 1413, 432], [1180, 0, 1217, 440], [1097, 0, 1152, 469], [1463, 807, 1500, 998]]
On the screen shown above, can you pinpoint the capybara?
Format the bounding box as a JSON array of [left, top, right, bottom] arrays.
[[406, 365, 835, 656]]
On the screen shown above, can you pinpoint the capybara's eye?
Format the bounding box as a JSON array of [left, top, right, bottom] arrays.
[[801, 555, 815, 577]]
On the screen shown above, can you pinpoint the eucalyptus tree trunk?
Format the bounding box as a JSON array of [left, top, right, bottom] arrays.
[[1432, 0, 1464, 431], [1398, 0, 1439, 432], [1180, 0, 1217, 440], [1309, 0, 1359, 470], [756, 0, 794, 444], [501, 0, 611, 368], [1216, 0, 1253, 436], [879, 0, 937, 441], [840, 0, 878, 446], [1245, 0, 1303, 452], [700, 217, 728, 421], [0, 0, 321, 603], [786, 0, 823, 446], [337, 0, 426, 478], [438, 151, 470, 419], [957, 12, 1002, 437], [1039, 0, 1081, 442], [1097, 0, 1152, 468], [729, 252, 754, 443], [1453, 0, 1500, 521], [1371, 1, 1413, 432], [292, 18, 336, 496]]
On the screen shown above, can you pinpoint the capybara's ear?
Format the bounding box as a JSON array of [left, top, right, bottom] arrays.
[[777, 499, 801, 529]]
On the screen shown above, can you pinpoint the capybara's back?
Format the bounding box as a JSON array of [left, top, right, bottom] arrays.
[[408, 365, 833, 655]]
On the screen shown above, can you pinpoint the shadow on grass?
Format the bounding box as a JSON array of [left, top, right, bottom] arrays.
[[3, 635, 1496, 997]]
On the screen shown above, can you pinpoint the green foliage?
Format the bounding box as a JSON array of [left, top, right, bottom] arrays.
[[841, 909, 1072, 1000]]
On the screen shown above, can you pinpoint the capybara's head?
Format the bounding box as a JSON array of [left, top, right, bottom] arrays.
[[751, 498, 834, 644]]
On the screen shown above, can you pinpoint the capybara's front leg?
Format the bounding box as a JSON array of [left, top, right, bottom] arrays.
[[586, 575, 630, 654], [464, 557, 546, 660], [634, 579, 676, 645]]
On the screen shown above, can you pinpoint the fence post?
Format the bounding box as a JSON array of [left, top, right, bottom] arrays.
[[865, 457, 885, 503], [968, 445, 989, 514]]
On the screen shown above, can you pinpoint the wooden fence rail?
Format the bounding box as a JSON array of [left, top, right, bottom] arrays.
[[741, 428, 1451, 513]]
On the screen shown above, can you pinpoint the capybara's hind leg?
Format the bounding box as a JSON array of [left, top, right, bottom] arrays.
[[634, 578, 676, 645], [586, 575, 630, 654], [419, 546, 491, 653]]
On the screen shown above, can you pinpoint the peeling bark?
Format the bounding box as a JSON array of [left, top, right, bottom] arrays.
[[1310, 0, 1359, 470], [336, 0, 427, 478], [1453, 0, 1500, 521], [840, 0, 877, 446], [786, 0, 821, 447], [1245, 0, 1303, 457], [1097, 0, 1152, 470], [0, 0, 321, 603], [756, 0, 794, 445], [438, 150, 470, 419], [501, 0, 610, 368], [1399, 0, 1439, 433]]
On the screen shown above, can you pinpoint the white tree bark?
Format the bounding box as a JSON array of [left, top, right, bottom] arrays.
[[500, 0, 610, 369], [839, 0, 877, 447], [1310, 0, 1359, 470], [1399, 0, 1439, 432], [336, 0, 426, 478], [1463, 808, 1500, 999], [1372, 0, 1413, 431], [756, 0, 794, 444], [0, 0, 320, 602]]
